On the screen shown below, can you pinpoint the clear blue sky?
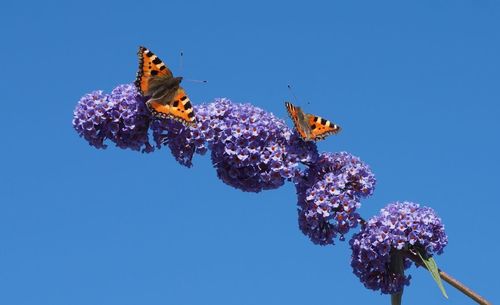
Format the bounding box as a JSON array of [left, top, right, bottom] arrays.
[[1, 1, 499, 304]]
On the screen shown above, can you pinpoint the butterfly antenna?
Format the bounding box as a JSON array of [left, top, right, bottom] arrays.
[[179, 51, 184, 74], [288, 84, 300, 104], [180, 51, 207, 83], [185, 79, 208, 83]]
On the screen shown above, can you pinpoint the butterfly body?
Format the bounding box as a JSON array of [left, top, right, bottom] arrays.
[[135, 46, 195, 126], [147, 75, 183, 97], [293, 106, 313, 139], [285, 102, 341, 141], [146, 75, 183, 106]]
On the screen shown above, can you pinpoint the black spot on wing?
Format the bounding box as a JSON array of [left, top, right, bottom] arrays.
[[151, 70, 159, 76], [180, 95, 187, 101], [321, 118, 327, 125], [172, 100, 179, 107], [188, 112, 195, 118], [146, 51, 153, 57], [152, 57, 162, 65], [184, 102, 192, 110]]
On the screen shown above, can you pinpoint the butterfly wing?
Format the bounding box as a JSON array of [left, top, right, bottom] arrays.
[[135, 46, 173, 95], [306, 113, 341, 141], [285, 102, 310, 140], [147, 87, 196, 126]]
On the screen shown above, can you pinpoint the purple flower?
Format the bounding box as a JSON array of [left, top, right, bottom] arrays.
[[107, 84, 153, 152], [150, 97, 318, 191], [295, 152, 376, 245], [349, 201, 448, 294], [73, 90, 110, 149], [74, 85, 375, 218], [285, 133, 319, 165], [72, 84, 154, 152], [149, 98, 233, 167], [150, 118, 195, 167], [208, 101, 310, 192]]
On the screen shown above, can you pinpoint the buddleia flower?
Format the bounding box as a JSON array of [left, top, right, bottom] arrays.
[[73, 90, 110, 149], [106, 84, 153, 152], [295, 152, 376, 245], [349, 201, 448, 294], [72, 84, 153, 152]]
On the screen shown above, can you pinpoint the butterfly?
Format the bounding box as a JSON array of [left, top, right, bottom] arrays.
[[285, 102, 341, 141], [135, 46, 196, 126]]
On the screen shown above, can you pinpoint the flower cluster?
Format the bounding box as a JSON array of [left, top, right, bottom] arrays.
[[107, 84, 153, 152], [74, 84, 376, 226], [149, 99, 232, 167], [72, 84, 153, 152], [74, 84, 324, 192], [295, 152, 376, 245], [349, 201, 448, 294], [72, 82, 458, 299], [73, 90, 109, 149], [151, 98, 319, 192], [208, 102, 309, 192]]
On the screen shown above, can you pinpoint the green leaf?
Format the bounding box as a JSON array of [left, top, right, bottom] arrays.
[[417, 252, 448, 299]]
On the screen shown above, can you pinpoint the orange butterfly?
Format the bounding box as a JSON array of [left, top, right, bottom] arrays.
[[285, 102, 341, 141], [135, 46, 196, 126]]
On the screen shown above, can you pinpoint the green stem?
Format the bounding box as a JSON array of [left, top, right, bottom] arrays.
[[391, 294, 403, 305], [389, 251, 405, 305]]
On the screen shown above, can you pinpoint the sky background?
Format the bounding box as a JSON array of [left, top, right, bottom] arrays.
[[1, 1, 499, 304]]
